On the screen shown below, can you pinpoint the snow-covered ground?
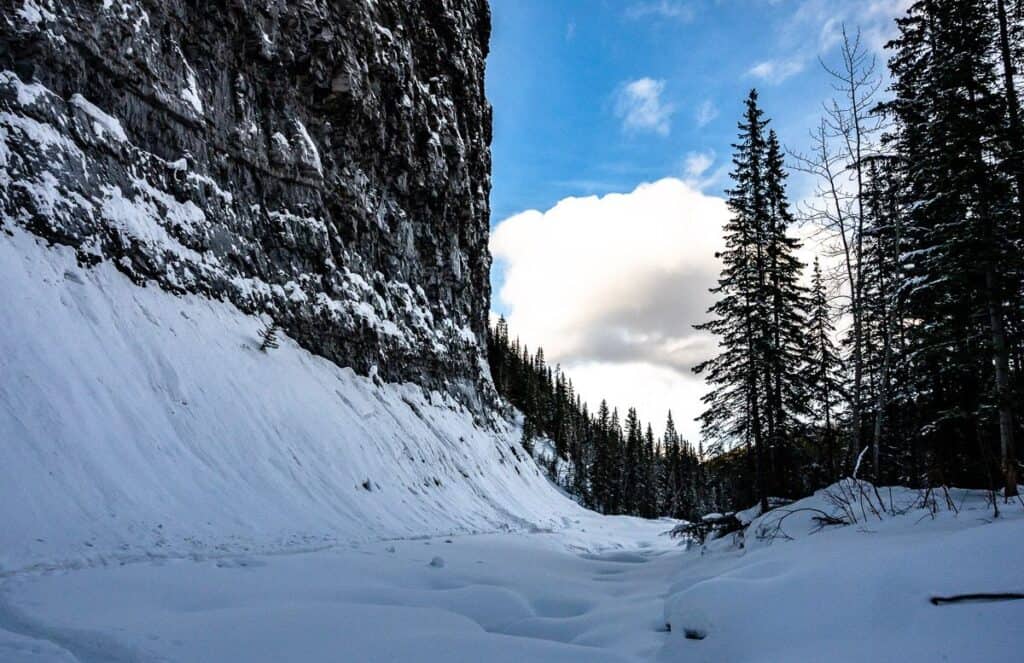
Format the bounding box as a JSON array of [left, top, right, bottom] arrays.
[[2, 227, 1023, 662], [2, 492, 1021, 662], [664, 483, 1024, 662], [0, 515, 680, 663]]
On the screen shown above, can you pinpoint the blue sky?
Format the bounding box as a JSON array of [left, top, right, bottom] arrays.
[[486, 0, 895, 229], [485, 0, 908, 439]]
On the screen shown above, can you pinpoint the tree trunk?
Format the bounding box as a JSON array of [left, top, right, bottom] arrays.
[[750, 387, 769, 513], [986, 268, 1018, 498], [872, 330, 891, 479], [996, 0, 1024, 220]]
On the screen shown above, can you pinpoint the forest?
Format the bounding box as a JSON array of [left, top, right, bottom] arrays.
[[489, 0, 1024, 519]]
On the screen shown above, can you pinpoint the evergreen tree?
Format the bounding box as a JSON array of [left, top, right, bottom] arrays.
[[592, 400, 614, 512], [695, 90, 772, 511], [608, 408, 623, 513], [859, 156, 912, 482], [884, 0, 1020, 496], [763, 128, 811, 495], [258, 320, 279, 352], [805, 258, 846, 483], [661, 411, 682, 516], [695, 90, 809, 509], [622, 408, 641, 514], [642, 423, 657, 517]]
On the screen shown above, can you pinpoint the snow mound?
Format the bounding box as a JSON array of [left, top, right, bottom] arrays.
[[0, 229, 582, 574], [663, 482, 1024, 662]]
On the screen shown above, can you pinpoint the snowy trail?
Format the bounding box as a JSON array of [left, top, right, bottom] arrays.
[[0, 516, 680, 663]]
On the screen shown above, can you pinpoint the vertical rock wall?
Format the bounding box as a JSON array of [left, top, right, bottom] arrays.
[[1, 0, 494, 401]]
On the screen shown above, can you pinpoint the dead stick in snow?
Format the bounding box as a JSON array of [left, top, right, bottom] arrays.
[[930, 593, 1024, 605]]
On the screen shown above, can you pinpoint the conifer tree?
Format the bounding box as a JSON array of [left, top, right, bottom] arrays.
[[592, 400, 613, 512], [859, 155, 910, 480], [805, 258, 845, 482], [608, 408, 623, 513], [696, 90, 811, 510], [885, 0, 1020, 496], [643, 423, 657, 517], [258, 320, 279, 352], [661, 411, 682, 516], [695, 90, 771, 511], [762, 128, 810, 494]]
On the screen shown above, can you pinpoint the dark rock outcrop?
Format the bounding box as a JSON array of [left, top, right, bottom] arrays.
[[0, 0, 493, 402]]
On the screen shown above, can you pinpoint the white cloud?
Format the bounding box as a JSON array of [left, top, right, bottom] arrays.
[[562, 361, 710, 443], [695, 99, 718, 128], [682, 150, 729, 193], [614, 78, 675, 135], [683, 150, 714, 179], [747, 58, 806, 84], [491, 178, 729, 442], [625, 1, 695, 22]]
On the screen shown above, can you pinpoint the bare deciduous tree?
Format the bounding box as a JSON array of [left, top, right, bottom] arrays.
[[790, 26, 886, 478]]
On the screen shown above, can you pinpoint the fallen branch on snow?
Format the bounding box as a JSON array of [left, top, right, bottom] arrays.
[[930, 593, 1024, 605]]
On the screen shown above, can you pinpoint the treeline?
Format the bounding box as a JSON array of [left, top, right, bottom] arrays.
[[487, 318, 714, 520], [699, 0, 1024, 511], [492, 0, 1023, 518]]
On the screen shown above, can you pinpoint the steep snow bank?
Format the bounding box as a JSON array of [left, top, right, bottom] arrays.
[[662, 483, 1024, 662], [0, 229, 581, 574]]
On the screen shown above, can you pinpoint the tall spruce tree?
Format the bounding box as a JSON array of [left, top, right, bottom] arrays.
[[859, 155, 911, 481], [695, 90, 811, 508], [695, 90, 773, 511], [661, 412, 682, 516], [763, 129, 810, 495]]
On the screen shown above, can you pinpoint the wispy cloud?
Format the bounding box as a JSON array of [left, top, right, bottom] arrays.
[[695, 99, 718, 128], [625, 1, 695, 23], [683, 151, 714, 179], [745, 0, 910, 86], [683, 150, 729, 192], [747, 58, 806, 84], [614, 78, 675, 135], [554, 178, 629, 194]]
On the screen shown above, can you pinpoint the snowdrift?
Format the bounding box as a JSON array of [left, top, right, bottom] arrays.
[[0, 229, 582, 574], [662, 482, 1024, 662]]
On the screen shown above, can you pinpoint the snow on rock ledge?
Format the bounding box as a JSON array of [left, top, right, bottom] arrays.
[[0, 229, 578, 574]]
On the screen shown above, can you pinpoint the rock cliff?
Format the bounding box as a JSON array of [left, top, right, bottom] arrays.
[[0, 0, 493, 402]]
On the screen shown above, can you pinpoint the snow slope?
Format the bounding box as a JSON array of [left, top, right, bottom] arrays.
[[0, 228, 582, 574]]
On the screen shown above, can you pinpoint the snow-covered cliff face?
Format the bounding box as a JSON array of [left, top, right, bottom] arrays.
[[0, 0, 493, 400]]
